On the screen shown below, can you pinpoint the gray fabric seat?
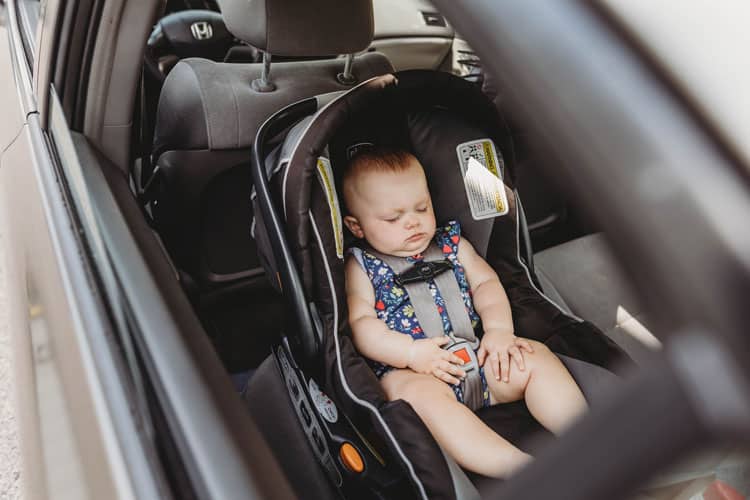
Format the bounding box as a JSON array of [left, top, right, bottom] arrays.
[[537, 235, 732, 497], [151, 0, 394, 290], [534, 233, 658, 364]]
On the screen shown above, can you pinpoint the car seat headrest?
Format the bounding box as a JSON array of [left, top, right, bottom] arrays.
[[216, 0, 374, 57]]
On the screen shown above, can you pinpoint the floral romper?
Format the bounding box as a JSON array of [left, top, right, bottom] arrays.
[[349, 220, 491, 408]]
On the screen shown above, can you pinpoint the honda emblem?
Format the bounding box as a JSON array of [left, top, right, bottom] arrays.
[[190, 21, 213, 40]]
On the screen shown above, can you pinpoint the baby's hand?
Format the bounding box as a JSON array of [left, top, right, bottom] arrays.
[[478, 331, 534, 383], [407, 337, 466, 385]]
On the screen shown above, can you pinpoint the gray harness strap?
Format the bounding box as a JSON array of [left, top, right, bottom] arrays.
[[372, 250, 445, 341], [422, 245, 478, 347], [365, 242, 485, 411]]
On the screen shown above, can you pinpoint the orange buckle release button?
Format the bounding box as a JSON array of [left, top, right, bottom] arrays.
[[340, 442, 364, 473], [454, 347, 471, 364]]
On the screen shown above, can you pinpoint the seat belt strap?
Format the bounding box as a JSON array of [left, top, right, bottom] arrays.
[[365, 243, 485, 410]]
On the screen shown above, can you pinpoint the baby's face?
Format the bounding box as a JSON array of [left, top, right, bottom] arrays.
[[344, 159, 436, 257]]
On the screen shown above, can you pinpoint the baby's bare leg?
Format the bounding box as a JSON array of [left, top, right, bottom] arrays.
[[486, 340, 586, 434], [382, 369, 530, 478]]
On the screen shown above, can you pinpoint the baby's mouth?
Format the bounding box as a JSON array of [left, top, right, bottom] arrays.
[[406, 232, 426, 243]]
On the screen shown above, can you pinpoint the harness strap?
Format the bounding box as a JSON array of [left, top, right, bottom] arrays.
[[422, 245, 478, 348], [451, 342, 483, 411], [364, 242, 485, 411], [368, 243, 477, 345], [370, 247, 446, 342]]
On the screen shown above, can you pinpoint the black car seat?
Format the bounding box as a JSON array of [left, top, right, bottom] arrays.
[[150, 0, 394, 298], [245, 71, 633, 499], [481, 69, 571, 250]]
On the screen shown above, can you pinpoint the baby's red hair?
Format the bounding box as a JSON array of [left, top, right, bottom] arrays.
[[342, 147, 419, 211]]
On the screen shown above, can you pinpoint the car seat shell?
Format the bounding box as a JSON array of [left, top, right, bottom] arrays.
[[249, 70, 633, 498]]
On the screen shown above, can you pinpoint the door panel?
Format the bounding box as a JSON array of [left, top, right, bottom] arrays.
[[2, 0, 151, 493], [0, 120, 128, 500]]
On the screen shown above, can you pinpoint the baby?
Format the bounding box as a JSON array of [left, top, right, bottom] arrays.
[[343, 147, 587, 478]]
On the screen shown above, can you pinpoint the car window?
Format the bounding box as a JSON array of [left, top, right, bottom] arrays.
[[14, 0, 40, 67]]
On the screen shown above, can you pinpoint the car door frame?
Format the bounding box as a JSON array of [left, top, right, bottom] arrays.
[[3, 0, 181, 498]]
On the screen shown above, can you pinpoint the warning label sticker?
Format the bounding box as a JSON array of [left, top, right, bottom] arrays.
[[316, 157, 344, 259], [456, 139, 509, 220], [309, 379, 338, 423]]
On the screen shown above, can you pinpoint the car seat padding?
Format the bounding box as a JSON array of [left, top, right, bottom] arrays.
[[255, 71, 634, 499]]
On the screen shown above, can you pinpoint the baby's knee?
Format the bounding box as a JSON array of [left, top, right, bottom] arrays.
[[524, 340, 559, 370]]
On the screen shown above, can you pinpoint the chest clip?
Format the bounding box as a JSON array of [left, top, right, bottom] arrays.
[[394, 259, 453, 286]]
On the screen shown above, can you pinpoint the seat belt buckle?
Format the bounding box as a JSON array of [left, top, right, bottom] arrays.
[[445, 339, 478, 373]]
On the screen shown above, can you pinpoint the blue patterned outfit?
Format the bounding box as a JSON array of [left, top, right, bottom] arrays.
[[350, 220, 491, 408]]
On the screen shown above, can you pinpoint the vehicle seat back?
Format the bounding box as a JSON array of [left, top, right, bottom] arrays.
[[151, 0, 393, 290]]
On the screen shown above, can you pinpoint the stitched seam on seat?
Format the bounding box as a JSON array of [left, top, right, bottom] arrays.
[[186, 61, 213, 150], [282, 75, 386, 219], [513, 190, 584, 322], [229, 78, 241, 148]]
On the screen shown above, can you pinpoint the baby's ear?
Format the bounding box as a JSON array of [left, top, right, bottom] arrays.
[[343, 215, 364, 238]]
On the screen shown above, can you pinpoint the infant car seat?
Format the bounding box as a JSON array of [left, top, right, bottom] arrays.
[[245, 70, 633, 499]]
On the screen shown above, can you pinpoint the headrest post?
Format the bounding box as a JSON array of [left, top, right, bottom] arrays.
[[252, 51, 276, 92], [337, 54, 357, 86]]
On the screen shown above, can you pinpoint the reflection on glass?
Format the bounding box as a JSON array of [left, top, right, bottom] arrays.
[[28, 282, 90, 500]]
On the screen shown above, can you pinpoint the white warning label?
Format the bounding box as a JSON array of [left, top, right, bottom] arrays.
[[316, 157, 344, 258], [309, 379, 338, 423], [456, 139, 509, 220]]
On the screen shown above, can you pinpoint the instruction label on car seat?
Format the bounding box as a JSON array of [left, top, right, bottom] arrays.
[[316, 157, 344, 259], [309, 379, 339, 423], [456, 139, 509, 220]]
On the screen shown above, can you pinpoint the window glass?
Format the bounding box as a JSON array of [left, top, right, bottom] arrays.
[[16, 0, 40, 65]]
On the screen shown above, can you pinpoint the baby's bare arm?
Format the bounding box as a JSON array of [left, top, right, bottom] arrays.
[[346, 257, 467, 383], [345, 257, 414, 368], [458, 238, 535, 381], [457, 238, 514, 335]]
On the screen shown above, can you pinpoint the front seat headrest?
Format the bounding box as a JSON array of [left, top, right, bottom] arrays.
[[216, 0, 374, 57]]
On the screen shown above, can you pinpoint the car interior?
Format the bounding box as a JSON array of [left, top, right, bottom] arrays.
[[138, 0, 657, 378], [46, 0, 746, 496], [134, 0, 683, 493]]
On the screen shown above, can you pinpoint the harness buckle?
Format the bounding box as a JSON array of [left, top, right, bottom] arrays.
[[445, 338, 479, 373], [394, 259, 453, 287]]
